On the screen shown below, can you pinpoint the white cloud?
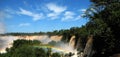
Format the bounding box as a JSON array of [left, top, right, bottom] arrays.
[[62, 11, 75, 21], [47, 13, 59, 20], [46, 3, 67, 13], [46, 3, 67, 20], [18, 8, 44, 21], [61, 11, 83, 21], [75, 15, 82, 20], [79, 9, 87, 12], [19, 23, 30, 27]]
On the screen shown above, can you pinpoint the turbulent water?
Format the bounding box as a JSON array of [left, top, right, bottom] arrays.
[[0, 35, 78, 57], [0, 35, 94, 57]]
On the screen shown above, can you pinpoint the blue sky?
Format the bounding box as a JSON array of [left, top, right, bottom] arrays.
[[0, 0, 91, 33]]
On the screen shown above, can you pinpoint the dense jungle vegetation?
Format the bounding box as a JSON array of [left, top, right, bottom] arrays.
[[0, 0, 120, 57], [0, 39, 62, 57]]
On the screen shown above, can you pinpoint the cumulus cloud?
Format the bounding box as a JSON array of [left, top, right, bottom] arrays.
[[46, 3, 67, 20], [78, 9, 87, 18], [79, 9, 87, 12], [47, 13, 59, 20], [46, 3, 67, 13], [18, 8, 44, 21], [62, 11, 76, 21], [76, 15, 82, 20], [19, 23, 30, 27], [61, 11, 84, 21]]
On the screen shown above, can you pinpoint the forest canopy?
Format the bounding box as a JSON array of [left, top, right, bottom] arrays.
[[0, 0, 120, 57]]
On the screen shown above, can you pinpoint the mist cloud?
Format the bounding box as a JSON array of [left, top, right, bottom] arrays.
[[0, 36, 18, 53], [0, 23, 5, 34], [0, 11, 6, 34]]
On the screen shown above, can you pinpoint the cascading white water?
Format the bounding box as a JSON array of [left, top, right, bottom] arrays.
[[0, 36, 18, 53], [0, 35, 52, 53], [69, 36, 75, 48], [0, 35, 78, 57]]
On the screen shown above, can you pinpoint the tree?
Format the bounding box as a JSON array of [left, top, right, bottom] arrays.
[[85, 0, 120, 57], [51, 52, 61, 57], [34, 48, 46, 57], [0, 40, 48, 57], [47, 48, 52, 57]]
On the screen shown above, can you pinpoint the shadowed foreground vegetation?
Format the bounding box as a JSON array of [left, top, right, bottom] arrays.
[[0, 0, 120, 57], [0, 39, 62, 57]]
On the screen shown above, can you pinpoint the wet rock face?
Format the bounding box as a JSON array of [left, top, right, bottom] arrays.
[[75, 37, 84, 51], [83, 35, 93, 57], [50, 35, 62, 42]]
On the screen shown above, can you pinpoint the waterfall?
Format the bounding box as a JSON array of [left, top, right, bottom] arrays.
[[0, 35, 62, 53], [82, 35, 93, 57], [69, 36, 75, 48], [0, 35, 79, 57]]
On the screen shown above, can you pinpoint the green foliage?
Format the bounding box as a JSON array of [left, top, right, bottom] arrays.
[[0, 40, 64, 57], [0, 40, 45, 57], [46, 48, 52, 57], [48, 41, 57, 46], [85, 0, 120, 57], [12, 39, 41, 48], [5, 32, 46, 36], [51, 52, 61, 57], [1, 0, 119, 57], [34, 48, 47, 57]]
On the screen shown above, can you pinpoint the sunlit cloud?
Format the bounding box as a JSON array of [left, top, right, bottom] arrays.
[[61, 11, 83, 21], [18, 8, 44, 21], [19, 23, 30, 27], [46, 3, 67, 20], [62, 11, 75, 21], [47, 13, 59, 20], [75, 15, 82, 20], [79, 9, 87, 12], [0, 0, 90, 33], [46, 3, 67, 13]]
